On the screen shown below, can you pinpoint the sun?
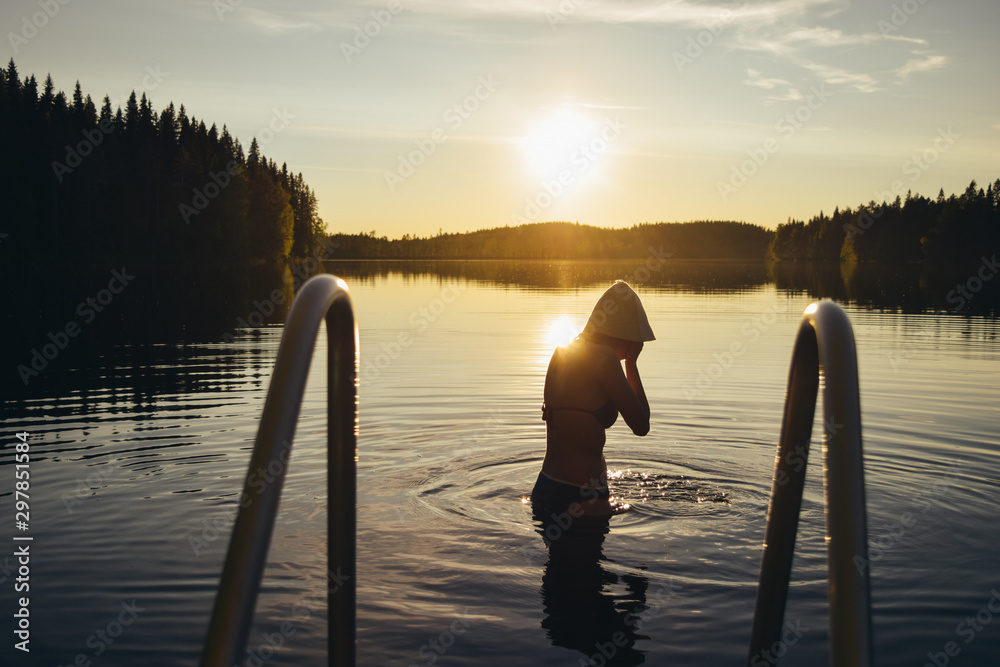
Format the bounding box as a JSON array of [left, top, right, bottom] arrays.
[[545, 315, 582, 350], [521, 108, 603, 178]]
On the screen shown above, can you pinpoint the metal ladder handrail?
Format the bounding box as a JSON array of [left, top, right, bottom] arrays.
[[201, 274, 358, 667], [748, 300, 873, 665]]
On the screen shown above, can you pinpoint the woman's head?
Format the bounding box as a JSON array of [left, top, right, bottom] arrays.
[[582, 281, 655, 343], [582, 332, 636, 360]]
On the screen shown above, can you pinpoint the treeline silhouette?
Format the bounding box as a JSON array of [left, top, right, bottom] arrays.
[[769, 180, 1000, 263], [2, 59, 326, 386], [328, 221, 773, 259], [2, 59, 325, 269]]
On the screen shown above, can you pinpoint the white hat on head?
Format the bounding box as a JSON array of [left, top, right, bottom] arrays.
[[583, 281, 655, 342]]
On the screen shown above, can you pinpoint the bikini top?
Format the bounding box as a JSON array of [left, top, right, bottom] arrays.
[[541, 400, 618, 429]]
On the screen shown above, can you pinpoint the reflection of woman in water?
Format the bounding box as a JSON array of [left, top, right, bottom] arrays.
[[538, 516, 650, 666], [531, 281, 655, 517]]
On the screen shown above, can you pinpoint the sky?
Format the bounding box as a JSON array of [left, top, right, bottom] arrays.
[[4, 0, 999, 237]]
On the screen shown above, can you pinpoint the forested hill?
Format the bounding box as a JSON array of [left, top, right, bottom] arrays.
[[769, 179, 1000, 263], [1, 59, 326, 352], [1, 59, 326, 273], [328, 221, 773, 260]]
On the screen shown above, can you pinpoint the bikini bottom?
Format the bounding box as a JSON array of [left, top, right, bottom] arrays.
[[530, 471, 609, 515]]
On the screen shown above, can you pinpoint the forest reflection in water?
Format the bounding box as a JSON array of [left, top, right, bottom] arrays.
[[331, 258, 1000, 317], [9, 258, 997, 405]]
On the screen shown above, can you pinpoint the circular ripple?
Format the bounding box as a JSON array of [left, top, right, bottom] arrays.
[[395, 448, 755, 533]]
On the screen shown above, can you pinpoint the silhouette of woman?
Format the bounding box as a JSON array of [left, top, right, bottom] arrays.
[[531, 281, 655, 517], [536, 513, 651, 666]]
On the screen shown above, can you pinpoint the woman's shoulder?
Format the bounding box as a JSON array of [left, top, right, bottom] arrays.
[[562, 338, 618, 367]]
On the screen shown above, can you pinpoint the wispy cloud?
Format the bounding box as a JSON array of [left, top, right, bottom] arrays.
[[241, 8, 324, 33], [785, 26, 924, 47], [762, 88, 805, 104], [296, 123, 514, 145], [296, 124, 424, 140], [209, 0, 951, 99], [726, 3, 949, 96], [209, 0, 847, 37], [744, 68, 792, 90], [798, 61, 879, 93], [386, 0, 835, 27], [896, 53, 948, 80], [743, 68, 805, 103]]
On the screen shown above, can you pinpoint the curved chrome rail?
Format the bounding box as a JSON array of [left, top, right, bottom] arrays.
[[748, 300, 873, 666], [201, 275, 358, 667]]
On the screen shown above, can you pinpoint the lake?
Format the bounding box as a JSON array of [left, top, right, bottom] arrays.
[[1, 259, 998, 666]]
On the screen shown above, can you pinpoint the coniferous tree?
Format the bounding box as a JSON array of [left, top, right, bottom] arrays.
[[1, 60, 329, 362]]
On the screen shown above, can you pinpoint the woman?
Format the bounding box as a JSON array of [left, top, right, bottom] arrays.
[[531, 281, 655, 517]]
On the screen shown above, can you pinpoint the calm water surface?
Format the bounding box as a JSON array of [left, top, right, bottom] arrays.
[[1, 260, 998, 666]]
